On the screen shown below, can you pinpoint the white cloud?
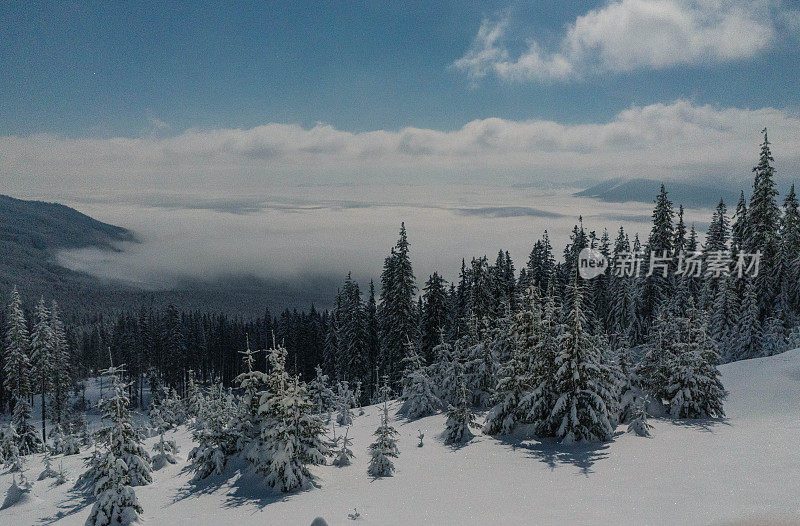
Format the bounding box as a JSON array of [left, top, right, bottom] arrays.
[[2, 100, 800, 195], [454, 0, 798, 82]]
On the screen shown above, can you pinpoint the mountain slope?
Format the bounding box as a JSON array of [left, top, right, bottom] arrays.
[[3, 349, 800, 525], [0, 194, 137, 304]]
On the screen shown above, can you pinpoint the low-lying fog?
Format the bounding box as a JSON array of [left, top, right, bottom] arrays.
[[53, 184, 715, 291]]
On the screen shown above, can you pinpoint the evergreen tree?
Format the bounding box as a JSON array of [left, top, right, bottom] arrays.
[[549, 276, 614, 443], [335, 381, 354, 426], [234, 339, 267, 457], [664, 307, 726, 419], [338, 273, 368, 384], [760, 316, 787, 357], [367, 401, 399, 477], [378, 223, 418, 385], [151, 433, 179, 470], [627, 397, 652, 437], [49, 301, 71, 427], [399, 340, 440, 419], [11, 398, 41, 455], [525, 231, 556, 297], [332, 427, 354, 467], [420, 272, 449, 363], [188, 384, 238, 479], [95, 365, 152, 487], [704, 200, 730, 254], [443, 362, 479, 444], [484, 284, 542, 435], [85, 449, 143, 526], [308, 365, 335, 416], [30, 298, 55, 444], [3, 287, 31, 402], [746, 129, 781, 316], [365, 281, 380, 398], [776, 184, 800, 325], [639, 184, 675, 333], [519, 282, 561, 436], [263, 377, 327, 492], [730, 280, 762, 361], [731, 191, 749, 254]]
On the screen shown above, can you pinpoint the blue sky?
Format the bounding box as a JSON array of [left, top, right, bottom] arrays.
[[4, 0, 799, 136], [2, 0, 800, 193]]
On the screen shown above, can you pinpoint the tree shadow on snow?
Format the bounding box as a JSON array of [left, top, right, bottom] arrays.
[[172, 460, 302, 512], [497, 433, 617, 476], [667, 416, 730, 433], [36, 487, 94, 525]]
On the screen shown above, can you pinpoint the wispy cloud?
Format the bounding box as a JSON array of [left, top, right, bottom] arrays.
[[454, 0, 799, 82], [3, 100, 800, 195]]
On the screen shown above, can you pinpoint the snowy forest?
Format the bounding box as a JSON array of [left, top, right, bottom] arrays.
[[1, 131, 799, 524]]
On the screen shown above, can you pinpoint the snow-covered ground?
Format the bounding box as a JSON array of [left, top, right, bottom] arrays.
[[4, 350, 800, 526]]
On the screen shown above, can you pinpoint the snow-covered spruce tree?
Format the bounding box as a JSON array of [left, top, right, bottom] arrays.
[[85, 448, 143, 526], [337, 273, 369, 385], [335, 381, 354, 426], [185, 369, 202, 419], [49, 423, 66, 453], [332, 427, 354, 467], [262, 377, 327, 492], [399, 339, 440, 419], [189, 384, 239, 479], [151, 433, 179, 470], [308, 365, 335, 416], [234, 340, 267, 458], [367, 401, 399, 477], [12, 398, 42, 455], [60, 428, 81, 456], [664, 306, 726, 419], [420, 272, 449, 363], [519, 283, 562, 436], [94, 365, 152, 487], [710, 277, 739, 360], [549, 276, 615, 443], [746, 129, 781, 316], [444, 363, 479, 445], [30, 297, 56, 444], [49, 300, 72, 427], [160, 388, 187, 428], [615, 341, 641, 425], [38, 449, 57, 480], [378, 223, 417, 385], [627, 397, 652, 437], [463, 317, 497, 409], [776, 184, 800, 325], [761, 316, 787, 357], [484, 284, 543, 435], [3, 287, 32, 401], [639, 184, 675, 334], [75, 442, 103, 493], [430, 334, 459, 407], [730, 280, 762, 361], [54, 462, 67, 485]]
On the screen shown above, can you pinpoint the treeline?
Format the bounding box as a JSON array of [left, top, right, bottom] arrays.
[[2, 130, 799, 415], [327, 131, 800, 397]]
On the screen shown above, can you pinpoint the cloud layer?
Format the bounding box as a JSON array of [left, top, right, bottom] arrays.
[[3, 100, 800, 195], [454, 0, 798, 82]]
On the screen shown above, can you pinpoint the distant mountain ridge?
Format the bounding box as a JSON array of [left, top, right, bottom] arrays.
[[0, 195, 338, 317], [0, 194, 138, 305], [574, 178, 742, 208]]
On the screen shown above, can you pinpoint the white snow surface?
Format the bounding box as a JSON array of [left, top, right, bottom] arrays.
[[4, 349, 800, 526]]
